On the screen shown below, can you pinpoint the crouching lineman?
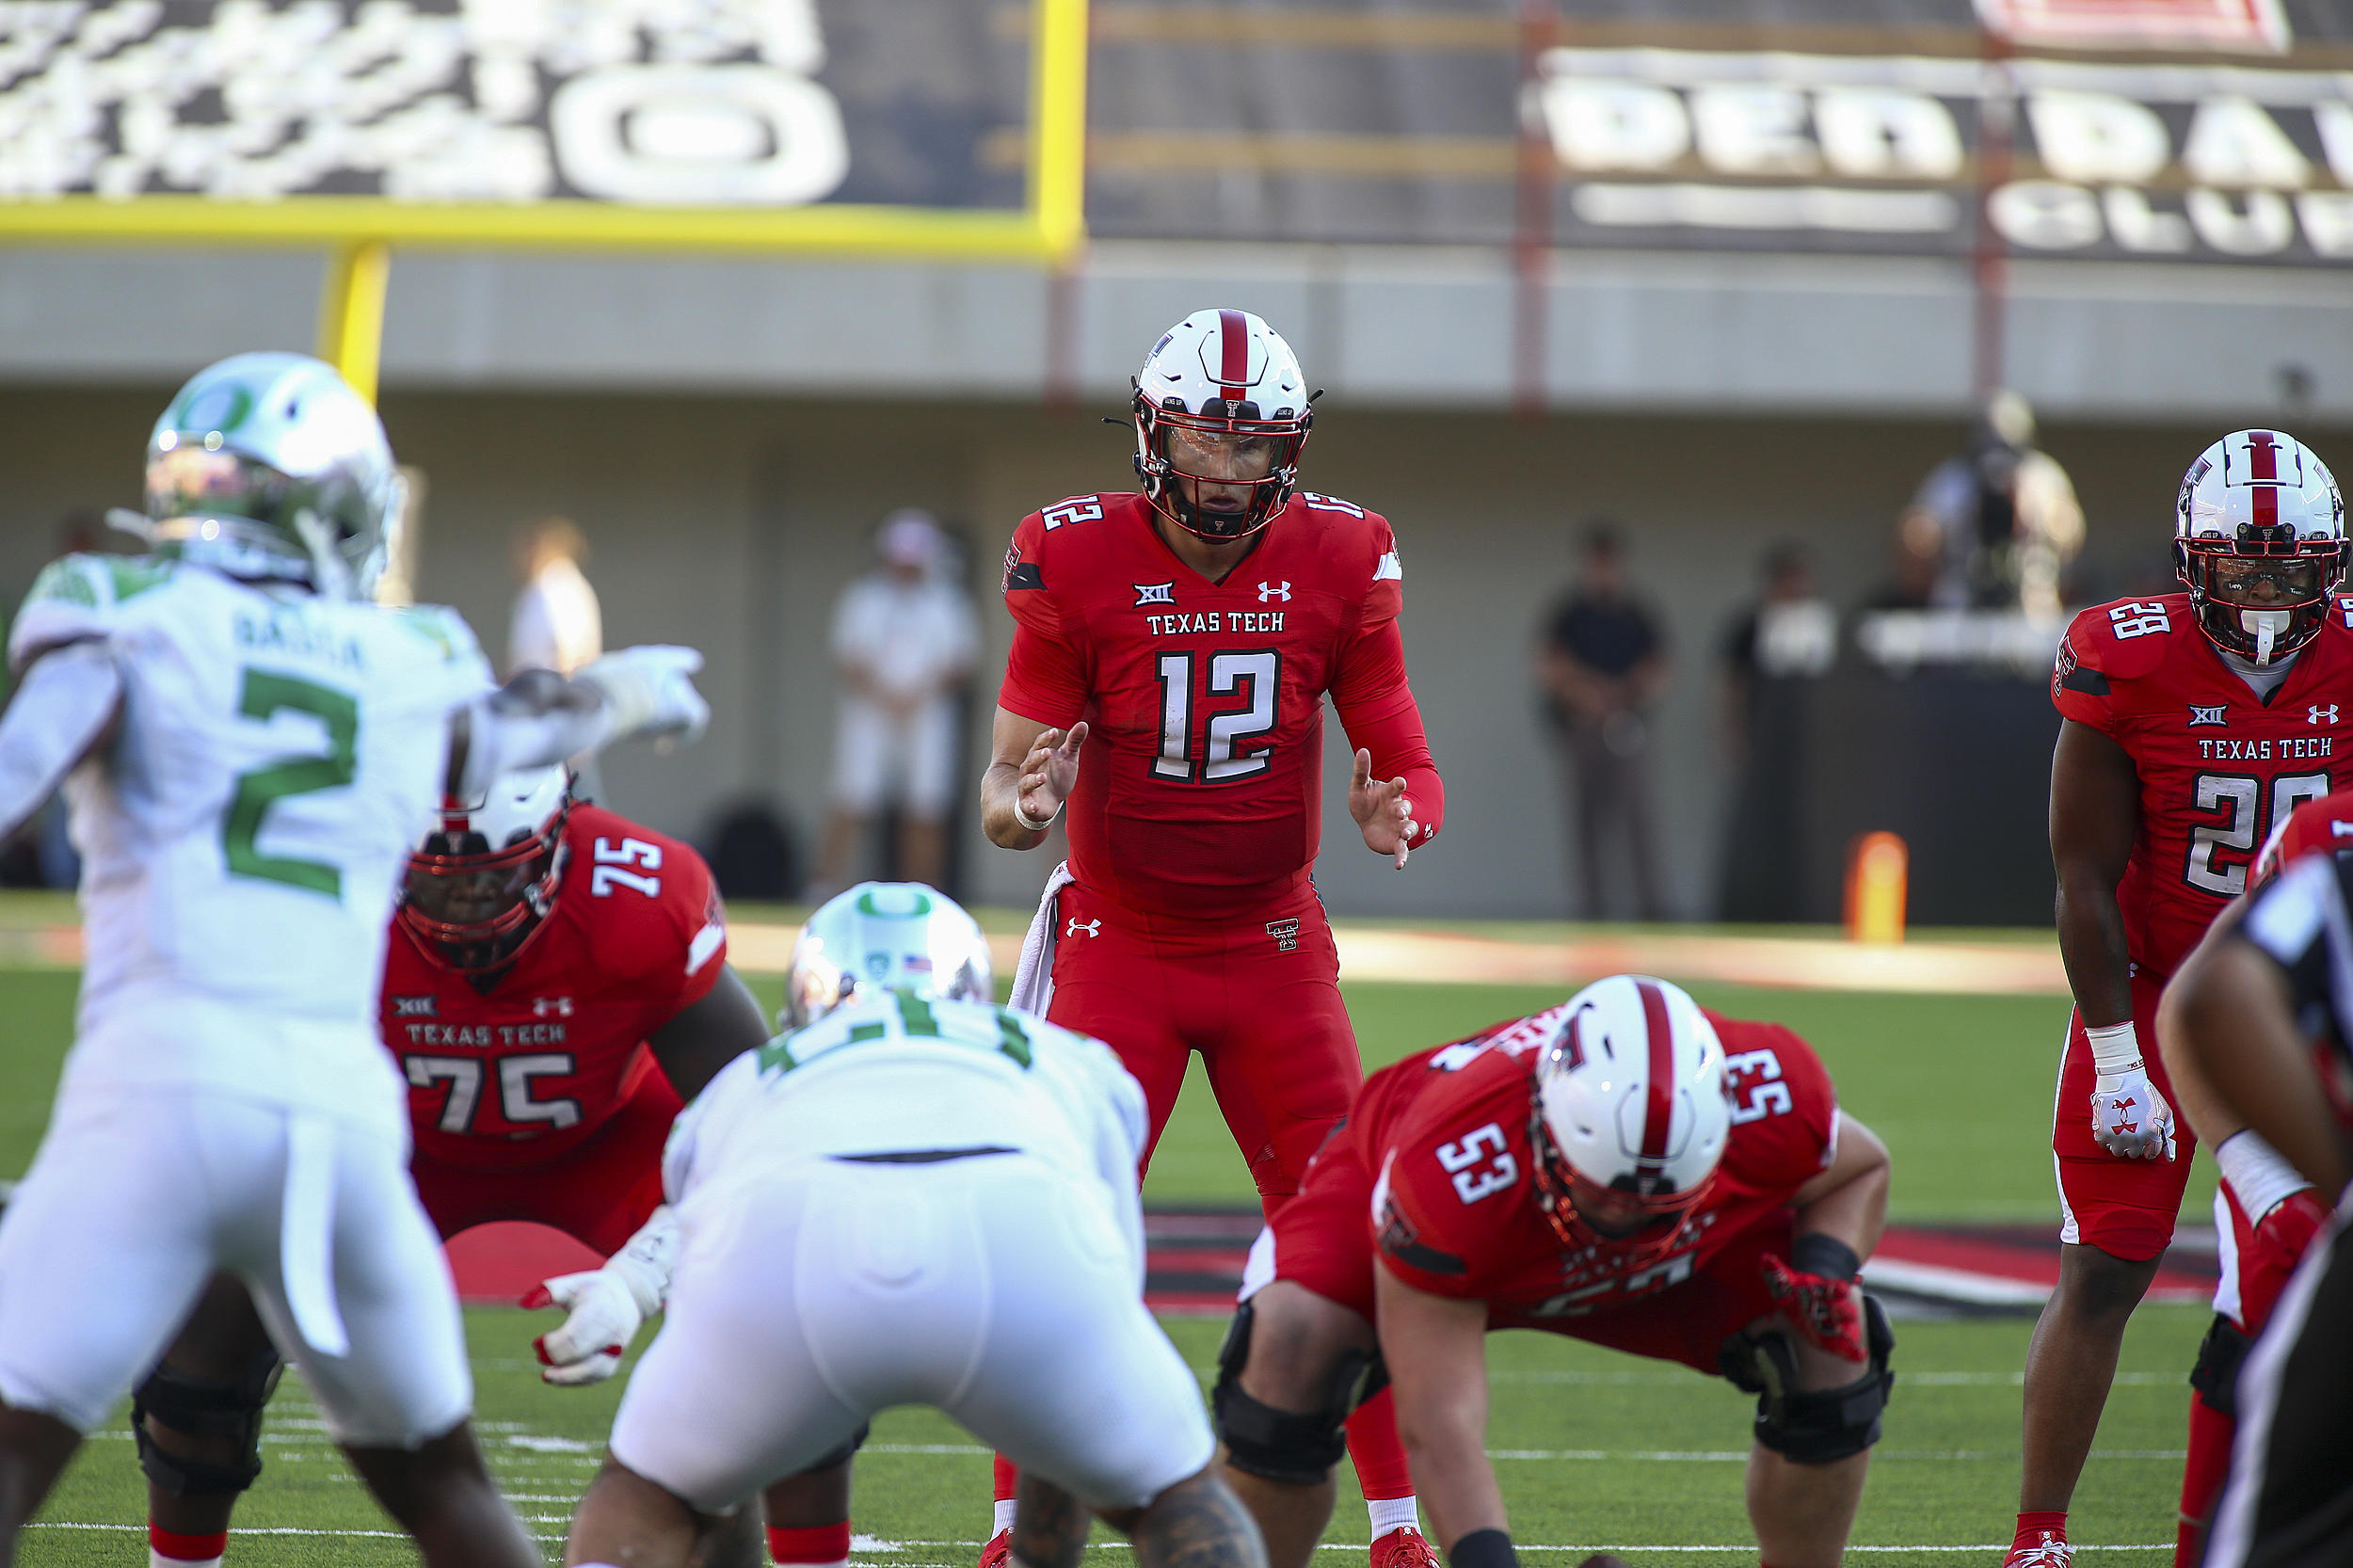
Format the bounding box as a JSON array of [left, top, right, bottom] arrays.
[[2159, 822, 2353, 1568], [135, 766, 856, 1568], [1213, 976, 1894, 1568], [562, 882, 1267, 1568]]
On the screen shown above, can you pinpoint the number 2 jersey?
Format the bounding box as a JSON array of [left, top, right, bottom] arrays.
[[2053, 591, 2353, 980], [7, 553, 489, 1132], [384, 803, 726, 1172], [998, 490, 1444, 918], [1360, 1004, 1838, 1327]]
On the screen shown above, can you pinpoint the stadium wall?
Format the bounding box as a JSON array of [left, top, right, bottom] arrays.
[[0, 376, 2286, 920]]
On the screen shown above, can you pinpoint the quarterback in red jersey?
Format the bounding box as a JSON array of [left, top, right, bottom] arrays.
[[980, 309, 1445, 1568], [2013, 429, 2352, 1568], [1210, 976, 1893, 1568], [132, 771, 848, 1568]]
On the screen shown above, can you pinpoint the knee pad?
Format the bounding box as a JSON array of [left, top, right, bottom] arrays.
[[2190, 1314, 2251, 1419], [1719, 1293, 1895, 1465], [132, 1349, 284, 1497], [798, 1421, 872, 1475], [1211, 1299, 1383, 1486]]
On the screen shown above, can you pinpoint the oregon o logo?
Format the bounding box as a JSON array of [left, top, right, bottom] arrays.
[[551, 65, 849, 206]]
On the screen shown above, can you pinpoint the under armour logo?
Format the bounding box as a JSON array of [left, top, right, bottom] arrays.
[[2313, 705, 2340, 725], [2188, 704, 2228, 727], [2107, 1096, 2139, 1134], [1258, 581, 1291, 602], [1134, 582, 1176, 607], [532, 996, 573, 1017], [1065, 918, 1099, 938]]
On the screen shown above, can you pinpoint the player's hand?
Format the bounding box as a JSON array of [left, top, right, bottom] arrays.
[[522, 1269, 643, 1385], [577, 646, 709, 752], [1761, 1254, 1868, 1362], [1350, 748, 1418, 870], [2089, 1064, 2177, 1161], [1016, 722, 1088, 827], [2241, 1186, 2330, 1325]]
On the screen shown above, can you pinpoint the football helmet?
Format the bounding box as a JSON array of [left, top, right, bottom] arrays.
[[400, 765, 573, 972], [1529, 974, 1733, 1266], [784, 881, 992, 1030], [2175, 430, 2347, 665], [1131, 309, 1313, 541], [136, 352, 403, 600]]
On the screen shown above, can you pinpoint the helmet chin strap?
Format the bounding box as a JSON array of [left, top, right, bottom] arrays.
[[2243, 608, 2293, 665]]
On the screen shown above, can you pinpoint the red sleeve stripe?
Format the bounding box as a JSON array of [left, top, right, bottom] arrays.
[[1635, 978, 1675, 1168], [2249, 430, 2281, 528], [1218, 308, 1250, 405]]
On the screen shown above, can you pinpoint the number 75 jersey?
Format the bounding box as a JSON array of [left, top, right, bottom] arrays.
[[2053, 589, 2353, 979], [7, 555, 489, 1077]]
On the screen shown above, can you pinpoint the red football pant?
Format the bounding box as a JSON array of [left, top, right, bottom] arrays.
[[1046, 879, 1359, 1208], [409, 1063, 682, 1255], [2053, 972, 2196, 1263]]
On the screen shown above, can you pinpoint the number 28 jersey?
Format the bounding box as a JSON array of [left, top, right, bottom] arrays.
[[384, 804, 726, 1172], [2053, 591, 2353, 980], [998, 490, 1442, 917], [1357, 1005, 1838, 1328]]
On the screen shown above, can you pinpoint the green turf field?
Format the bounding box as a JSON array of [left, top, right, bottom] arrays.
[[0, 952, 2217, 1566]]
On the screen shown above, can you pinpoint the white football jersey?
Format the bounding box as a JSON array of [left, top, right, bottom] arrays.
[[665, 991, 1151, 1272], [9, 554, 491, 1116]]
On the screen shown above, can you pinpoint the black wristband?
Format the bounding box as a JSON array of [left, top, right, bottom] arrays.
[[1791, 1232, 1862, 1282], [1449, 1529, 1520, 1568]]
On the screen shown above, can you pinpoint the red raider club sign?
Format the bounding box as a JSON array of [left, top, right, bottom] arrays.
[[1536, 48, 2353, 264]]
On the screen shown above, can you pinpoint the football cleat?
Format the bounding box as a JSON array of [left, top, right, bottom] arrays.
[[136, 352, 405, 600], [2002, 1531, 2072, 1568], [1528, 975, 1733, 1267], [1369, 1527, 1442, 1568], [976, 1528, 1012, 1568], [785, 882, 993, 1030], [2175, 429, 2348, 665], [1130, 309, 1312, 542]]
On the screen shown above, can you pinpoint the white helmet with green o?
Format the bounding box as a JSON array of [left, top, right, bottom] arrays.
[[784, 882, 993, 1030], [132, 352, 403, 600]]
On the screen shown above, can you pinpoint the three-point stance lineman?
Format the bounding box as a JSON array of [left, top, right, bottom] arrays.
[[984, 308, 1445, 1568], [0, 353, 708, 1568], [1212, 976, 1894, 1568], [2025, 430, 2353, 1568], [562, 884, 1265, 1568]]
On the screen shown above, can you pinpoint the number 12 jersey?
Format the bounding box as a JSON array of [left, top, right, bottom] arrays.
[[2053, 589, 2353, 979]]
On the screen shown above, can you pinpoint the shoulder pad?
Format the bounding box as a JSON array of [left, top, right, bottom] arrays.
[[2058, 597, 2193, 689], [392, 603, 488, 669], [8, 553, 180, 672]]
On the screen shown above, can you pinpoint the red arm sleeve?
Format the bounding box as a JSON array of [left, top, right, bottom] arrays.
[[1332, 618, 1446, 845]]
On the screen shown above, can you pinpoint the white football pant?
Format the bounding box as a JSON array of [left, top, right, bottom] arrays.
[[0, 1085, 471, 1447], [609, 1151, 1212, 1513]]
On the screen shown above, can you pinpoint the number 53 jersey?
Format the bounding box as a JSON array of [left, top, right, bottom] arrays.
[[2053, 590, 2353, 980], [998, 490, 1442, 918], [7, 554, 490, 1129]]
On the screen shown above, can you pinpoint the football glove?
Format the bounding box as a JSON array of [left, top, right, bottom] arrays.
[[523, 1206, 678, 1386], [2089, 1064, 2176, 1162], [2241, 1186, 2330, 1328], [1761, 1253, 1867, 1362], [576, 646, 709, 752]]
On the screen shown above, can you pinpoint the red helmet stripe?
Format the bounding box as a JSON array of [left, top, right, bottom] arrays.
[[2249, 431, 2281, 528], [1635, 978, 1675, 1167], [1217, 308, 1250, 405]]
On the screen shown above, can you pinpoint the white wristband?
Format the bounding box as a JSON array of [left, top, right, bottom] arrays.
[[2085, 1020, 2141, 1075], [1012, 795, 1060, 833]]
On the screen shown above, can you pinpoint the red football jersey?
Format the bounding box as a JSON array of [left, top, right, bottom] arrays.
[[382, 803, 728, 1172], [2257, 785, 2353, 884], [998, 489, 1439, 917], [1361, 1005, 1838, 1328], [2053, 592, 2353, 979]]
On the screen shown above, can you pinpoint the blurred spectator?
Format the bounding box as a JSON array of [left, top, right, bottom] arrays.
[[1536, 524, 1670, 921], [507, 516, 602, 677], [812, 510, 978, 897], [1863, 507, 1942, 611], [1899, 390, 2084, 618], [1718, 545, 1835, 921]]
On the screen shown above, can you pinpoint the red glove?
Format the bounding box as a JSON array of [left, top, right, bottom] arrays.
[[2239, 1188, 2330, 1330], [1763, 1253, 1867, 1362]]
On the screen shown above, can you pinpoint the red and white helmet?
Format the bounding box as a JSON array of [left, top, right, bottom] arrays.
[[399, 765, 572, 971], [2175, 430, 2347, 665], [1529, 975, 1732, 1264], [1131, 308, 1313, 541]]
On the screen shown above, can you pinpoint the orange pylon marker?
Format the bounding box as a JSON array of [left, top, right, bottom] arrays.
[[1845, 832, 1909, 945]]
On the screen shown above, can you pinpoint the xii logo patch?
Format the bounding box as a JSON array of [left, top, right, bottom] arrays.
[[1266, 918, 1302, 952], [1133, 582, 1176, 607], [392, 995, 437, 1018], [2187, 704, 2228, 727]]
